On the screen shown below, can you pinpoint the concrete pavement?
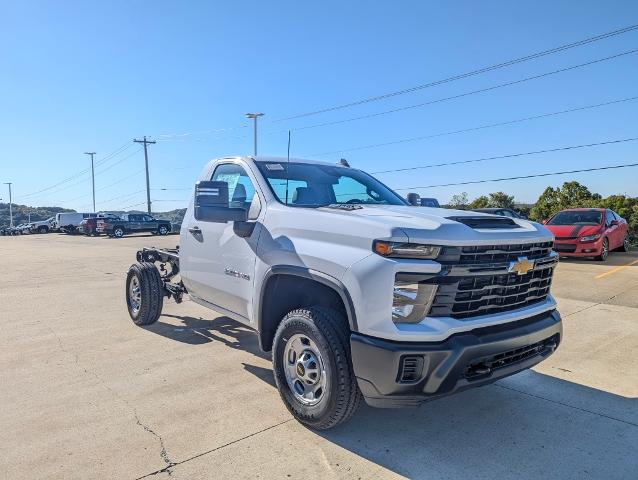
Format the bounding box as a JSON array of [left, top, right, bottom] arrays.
[[1, 234, 636, 479]]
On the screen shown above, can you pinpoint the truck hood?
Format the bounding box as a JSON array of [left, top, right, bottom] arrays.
[[313, 204, 553, 245]]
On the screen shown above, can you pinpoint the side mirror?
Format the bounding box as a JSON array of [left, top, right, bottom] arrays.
[[542, 219, 548, 225], [194, 181, 248, 223], [610, 219, 619, 226], [406, 192, 421, 206]]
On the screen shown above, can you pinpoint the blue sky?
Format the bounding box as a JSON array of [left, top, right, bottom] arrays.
[[1, 0, 637, 212]]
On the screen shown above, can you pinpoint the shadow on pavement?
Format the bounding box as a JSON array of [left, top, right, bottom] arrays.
[[148, 315, 638, 478], [146, 314, 270, 360]]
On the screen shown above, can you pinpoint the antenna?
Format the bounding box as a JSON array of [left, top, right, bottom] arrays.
[[285, 130, 291, 205]]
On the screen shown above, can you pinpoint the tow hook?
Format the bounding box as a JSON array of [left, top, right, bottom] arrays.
[[467, 363, 491, 376]]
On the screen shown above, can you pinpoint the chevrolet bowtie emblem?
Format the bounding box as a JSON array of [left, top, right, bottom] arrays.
[[509, 257, 535, 276]]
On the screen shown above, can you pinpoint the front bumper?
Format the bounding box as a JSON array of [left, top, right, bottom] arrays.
[[554, 237, 603, 257], [350, 309, 562, 408]]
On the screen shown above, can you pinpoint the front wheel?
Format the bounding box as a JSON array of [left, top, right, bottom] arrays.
[[126, 262, 164, 325], [272, 307, 362, 430], [113, 226, 125, 238], [158, 225, 169, 236], [595, 237, 609, 261]]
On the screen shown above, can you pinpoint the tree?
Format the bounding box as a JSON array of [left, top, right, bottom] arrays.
[[469, 195, 489, 209], [448, 192, 469, 210], [487, 191, 515, 209], [529, 181, 597, 222]]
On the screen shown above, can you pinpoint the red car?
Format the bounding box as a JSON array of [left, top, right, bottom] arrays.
[[544, 208, 629, 261]]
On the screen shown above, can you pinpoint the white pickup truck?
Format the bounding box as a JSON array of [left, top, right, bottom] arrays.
[[125, 155, 561, 429]]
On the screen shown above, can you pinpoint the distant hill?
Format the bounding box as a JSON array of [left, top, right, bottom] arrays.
[[0, 203, 187, 228], [0, 203, 75, 228]]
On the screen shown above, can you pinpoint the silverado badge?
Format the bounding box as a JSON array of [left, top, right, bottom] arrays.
[[509, 257, 535, 276]]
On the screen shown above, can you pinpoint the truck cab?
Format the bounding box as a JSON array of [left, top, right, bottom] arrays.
[[126, 155, 561, 429]]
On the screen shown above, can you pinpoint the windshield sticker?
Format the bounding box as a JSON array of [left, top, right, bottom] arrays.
[[265, 163, 284, 171]]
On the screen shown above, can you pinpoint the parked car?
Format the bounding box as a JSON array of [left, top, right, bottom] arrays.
[[472, 208, 526, 219], [29, 217, 56, 234], [98, 213, 171, 238], [405, 193, 440, 208], [78, 213, 120, 236], [544, 208, 629, 261], [124, 155, 562, 429], [55, 212, 97, 233]]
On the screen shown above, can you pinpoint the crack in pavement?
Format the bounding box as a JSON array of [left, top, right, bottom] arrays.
[[135, 418, 294, 479], [43, 323, 174, 475], [494, 383, 638, 428]]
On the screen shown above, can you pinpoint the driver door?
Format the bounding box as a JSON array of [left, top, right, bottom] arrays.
[[180, 162, 261, 322]]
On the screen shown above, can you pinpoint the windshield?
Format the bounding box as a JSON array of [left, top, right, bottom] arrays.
[[255, 161, 406, 207], [548, 211, 602, 225]]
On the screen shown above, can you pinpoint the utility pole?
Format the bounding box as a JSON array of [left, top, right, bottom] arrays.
[[3, 182, 13, 227], [245, 112, 264, 156], [84, 152, 96, 212], [133, 136, 156, 214]]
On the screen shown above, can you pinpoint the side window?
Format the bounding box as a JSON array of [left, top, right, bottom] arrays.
[[142, 215, 154, 222], [211, 163, 256, 208], [605, 210, 614, 227]]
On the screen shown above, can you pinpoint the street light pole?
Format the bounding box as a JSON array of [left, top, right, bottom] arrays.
[[3, 182, 13, 227], [245, 112, 264, 156], [84, 152, 96, 212]]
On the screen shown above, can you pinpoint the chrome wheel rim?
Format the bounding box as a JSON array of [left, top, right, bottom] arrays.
[[602, 239, 608, 259], [624, 237, 630, 250], [283, 334, 327, 406], [129, 275, 141, 315], [115, 228, 123, 237], [159, 226, 167, 235]]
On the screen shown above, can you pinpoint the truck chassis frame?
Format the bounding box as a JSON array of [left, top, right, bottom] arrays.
[[136, 247, 186, 303]]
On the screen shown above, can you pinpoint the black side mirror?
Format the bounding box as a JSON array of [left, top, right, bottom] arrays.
[[194, 181, 248, 223]]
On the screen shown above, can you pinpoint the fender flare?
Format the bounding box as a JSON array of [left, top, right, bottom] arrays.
[[258, 265, 358, 335]]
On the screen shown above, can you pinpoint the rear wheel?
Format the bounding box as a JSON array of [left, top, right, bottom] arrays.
[[272, 307, 361, 430], [158, 225, 169, 236], [126, 262, 164, 325], [595, 237, 609, 261], [618, 235, 630, 252]]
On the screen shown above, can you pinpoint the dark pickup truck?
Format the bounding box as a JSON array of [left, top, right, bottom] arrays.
[[97, 213, 172, 238]]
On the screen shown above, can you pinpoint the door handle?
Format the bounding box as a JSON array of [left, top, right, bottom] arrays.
[[188, 226, 202, 235]]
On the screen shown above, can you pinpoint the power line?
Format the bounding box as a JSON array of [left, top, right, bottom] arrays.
[[288, 49, 638, 132], [372, 136, 638, 174], [393, 162, 638, 190], [18, 141, 132, 199], [306, 95, 638, 157], [272, 23, 638, 123]]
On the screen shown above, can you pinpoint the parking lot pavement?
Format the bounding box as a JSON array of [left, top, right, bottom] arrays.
[[1, 234, 637, 479]]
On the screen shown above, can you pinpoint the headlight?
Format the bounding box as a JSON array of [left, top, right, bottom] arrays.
[[579, 234, 601, 243], [392, 274, 438, 324], [374, 240, 441, 259]]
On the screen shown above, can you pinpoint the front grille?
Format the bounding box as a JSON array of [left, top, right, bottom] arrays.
[[464, 334, 559, 379], [424, 242, 556, 319], [554, 243, 577, 252], [555, 236, 575, 241], [437, 241, 553, 265]]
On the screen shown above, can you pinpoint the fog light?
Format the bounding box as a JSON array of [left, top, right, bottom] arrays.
[[392, 277, 438, 324]]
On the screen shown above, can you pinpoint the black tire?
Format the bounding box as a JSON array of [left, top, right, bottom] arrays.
[[38, 226, 48, 234], [125, 262, 164, 326], [618, 235, 630, 252], [113, 226, 125, 238], [272, 307, 362, 430], [158, 224, 169, 236], [595, 237, 609, 261]]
